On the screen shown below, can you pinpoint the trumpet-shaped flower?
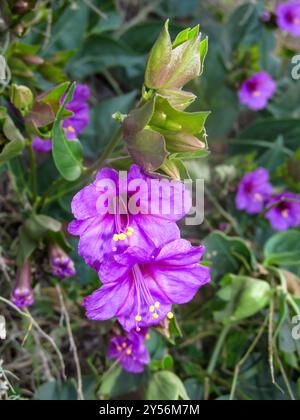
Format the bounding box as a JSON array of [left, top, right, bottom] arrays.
[[236, 168, 273, 214], [32, 84, 90, 152], [266, 192, 300, 231], [69, 165, 191, 271], [11, 261, 34, 309], [84, 239, 210, 332], [108, 329, 150, 373], [238, 72, 276, 111], [277, 1, 300, 37]]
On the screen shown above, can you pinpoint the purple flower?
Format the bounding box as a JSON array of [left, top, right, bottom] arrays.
[[83, 239, 210, 332], [236, 168, 273, 214], [50, 245, 76, 279], [11, 261, 34, 309], [61, 84, 90, 140], [277, 1, 300, 37], [266, 192, 300, 231], [238, 72, 276, 111], [32, 137, 52, 153], [32, 84, 90, 153], [68, 165, 191, 271], [108, 329, 150, 373]]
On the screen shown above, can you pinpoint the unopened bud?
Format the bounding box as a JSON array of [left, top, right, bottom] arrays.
[[11, 261, 34, 309], [22, 55, 45, 66], [49, 245, 76, 279], [10, 84, 34, 112]]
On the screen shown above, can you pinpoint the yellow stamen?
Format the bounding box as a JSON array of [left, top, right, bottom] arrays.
[[65, 125, 75, 133], [149, 306, 155, 313], [127, 227, 134, 233], [122, 342, 127, 348], [126, 231, 133, 237], [135, 315, 142, 322], [154, 302, 160, 309], [117, 346, 122, 352], [126, 348, 132, 356], [146, 334, 151, 341], [253, 91, 261, 97], [167, 312, 174, 320], [282, 209, 289, 219], [254, 193, 263, 203], [152, 313, 159, 319], [113, 234, 119, 242], [118, 233, 127, 241]]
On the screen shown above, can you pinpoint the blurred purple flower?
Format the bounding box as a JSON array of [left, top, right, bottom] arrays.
[[219, 223, 229, 232], [266, 192, 300, 231], [61, 84, 90, 140], [32, 84, 90, 153], [277, 1, 300, 36], [68, 165, 191, 271], [236, 168, 273, 214], [108, 329, 150, 373], [83, 239, 210, 332], [238, 72, 276, 111], [11, 261, 34, 309], [32, 137, 52, 153], [50, 245, 76, 279]]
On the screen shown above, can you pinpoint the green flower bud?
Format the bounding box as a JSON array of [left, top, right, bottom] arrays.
[[145, 21, 204, 92], [10, 84, 33, 113]]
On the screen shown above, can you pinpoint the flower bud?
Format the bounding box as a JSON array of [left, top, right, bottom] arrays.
[[22, 55, 45, 66], [145, 21, 202, 91], [50, 245, 76, 279], [10, 84, 33, 112], [11, 261, 34, 309]]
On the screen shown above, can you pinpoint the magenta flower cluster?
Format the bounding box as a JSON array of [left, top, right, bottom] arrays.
[[69, 165, 210, 372], [236, 168, 300, 231], [32, 84, 90, 153], [238, 72, 276, 111]]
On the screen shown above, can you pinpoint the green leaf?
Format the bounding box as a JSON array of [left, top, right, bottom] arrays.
[[0, 111, 25, 165], [17, 215, 62, 266], [71, 35, 144, 79], [84, 92, 136, 158], [98, 365, 146, 399], [204, 231, 257, 281], [215, 274, 271, 323], [98, 365, 122, 399], [52, 83, 83, 181], [145, 371, 189, 401], [238, 119, 300, 151], [264, 230, 300, 275]]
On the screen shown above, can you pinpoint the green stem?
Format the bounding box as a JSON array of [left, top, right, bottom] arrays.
[[287, 295, 300, 316], [206, 189, 242, 236], [28, 143, 38, 204], [207, 324, 231, 375]]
